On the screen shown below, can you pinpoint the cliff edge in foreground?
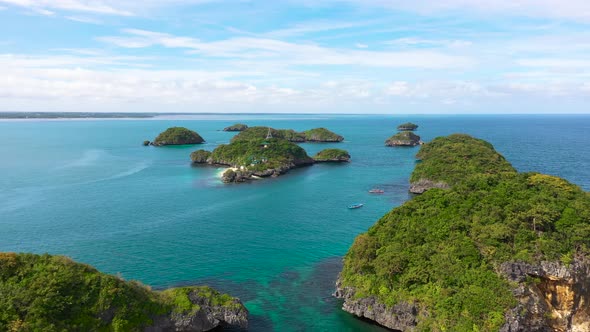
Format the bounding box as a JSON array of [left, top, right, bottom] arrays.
[[0, 253, 247, 331], [335, 134, 590, 331]]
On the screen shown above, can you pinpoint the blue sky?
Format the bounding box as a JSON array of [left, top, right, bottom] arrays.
[[0, 0, 589, 113]]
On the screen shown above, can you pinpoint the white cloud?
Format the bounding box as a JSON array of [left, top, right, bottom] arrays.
[[355, 43, 368, 48], [340, 0, 590, 22], [385, 37, 473, 48], [65, 16, 103, 24], [517, 58, 590, 69], [99, 29, 475, 69], [0, 0, 134, 16]]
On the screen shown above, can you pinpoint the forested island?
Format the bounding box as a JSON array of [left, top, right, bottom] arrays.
[[222, 123, 248, 132], [146, 127, 206, 146], [397, 122, 419, 131], [231, 126, 344, 143], [0, 253, 248, 331], [191, 126, 349, 183], [335, 134, 590, 331], [312, 149, 351, 162], [385, 131, 422, 147]]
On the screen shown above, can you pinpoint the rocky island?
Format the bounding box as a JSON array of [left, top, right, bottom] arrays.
[[313, 149, 351, 162], [231, 126, 344, 143], [397, 122, 419, 131], [0, 253, 248, 331], [385, 131, 421, 147], [222, 123, 248, 132], [409, 134, 514, 193], [148, 127, 205, 146], [190, 149, 212, 164], [335, 134, 590, 331], [302, 128, 344, 142], [191, 127, 350, 182], [192, 137, 315, 183]]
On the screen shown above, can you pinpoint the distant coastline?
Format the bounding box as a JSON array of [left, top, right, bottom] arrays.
[[2, 112, 588, 120]]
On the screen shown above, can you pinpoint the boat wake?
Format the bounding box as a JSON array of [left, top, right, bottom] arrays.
[[57, 149, 104, 169]]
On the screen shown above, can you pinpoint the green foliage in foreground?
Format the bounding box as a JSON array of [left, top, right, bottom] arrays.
[[211, 137, 312, 171], [341, 134, 590, 331], [154, 127, 204, 145], [313, 148, 350, 161], [397, 122, 419, 131], [0, 253, 238, 332], [410, 134, 515, 186]]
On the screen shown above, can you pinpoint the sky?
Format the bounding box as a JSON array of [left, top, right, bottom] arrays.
[[0, 0, 589, 114]]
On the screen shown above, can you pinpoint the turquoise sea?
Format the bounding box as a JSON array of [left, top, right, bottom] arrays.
[[1, 114, 589, 331]]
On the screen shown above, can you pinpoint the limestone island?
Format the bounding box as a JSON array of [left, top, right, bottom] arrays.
[[149, 127, 205, 146], [192, 137, 314, 183], [409, 134, 514, 194], [385, 131, 422, 147], [312, 148, 351, 162], [335, 133, 590, 331], [222, 123, 248, 132], [0, 253, 248, 331], [397, 122, 419, 131], [191, 129, 351, 182], [231, 126, 344, 143]]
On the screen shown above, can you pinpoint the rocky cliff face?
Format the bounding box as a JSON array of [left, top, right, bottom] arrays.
[[334, 258, 590, 332], [333, 279, 419, 331], [499, 258, 590, 332], [147, 289, 248, 332], [385, 132, 421, 147], [408, 178, 450, 194]]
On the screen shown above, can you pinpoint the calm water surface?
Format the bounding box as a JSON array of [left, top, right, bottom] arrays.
[[1, 114, 589, 331]]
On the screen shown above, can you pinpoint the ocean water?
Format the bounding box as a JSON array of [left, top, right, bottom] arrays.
[[0, 114, 589, 331]]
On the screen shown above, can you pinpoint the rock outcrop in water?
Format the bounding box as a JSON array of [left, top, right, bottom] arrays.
[[335, 134, 590, 331], [152, 127, 205, 146], [0, 253, 248, 331]]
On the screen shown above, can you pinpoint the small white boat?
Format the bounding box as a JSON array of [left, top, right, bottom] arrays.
[[348, 203, 364, 209]]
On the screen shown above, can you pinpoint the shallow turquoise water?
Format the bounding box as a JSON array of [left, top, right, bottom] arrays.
[[0, 114, 589, 331]]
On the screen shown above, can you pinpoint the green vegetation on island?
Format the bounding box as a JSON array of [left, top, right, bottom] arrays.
[[231, 126, 342, 143], [0, 253, 247, 331], [152, 127, 205, 146], [222, 123, 249, 132], [410, 134, 514, 193], [337, 134, 590, 331], [385, 131, 421, 147], [313, 148, 351, 162], [211, 138, 313, 172], [303, 128, 344, 142], [190, 149, 212, 164], [192, 126, 350, 182], [397, 122, 419, 131]]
